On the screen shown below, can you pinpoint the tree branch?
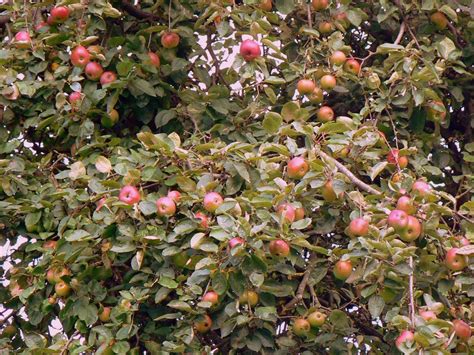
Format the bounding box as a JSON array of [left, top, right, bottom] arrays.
[[408, 256, 415, 328], [206, 33, 231, 90], [120, 0, 157, 19], [393, 21, 405, 45]]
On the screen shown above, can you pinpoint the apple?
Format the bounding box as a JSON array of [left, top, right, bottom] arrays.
[[396, 196, 415, 215], [240, 39, 261, 61], [425, 100, 446, 122], [99, 307, 111, 322], [167, 190, 181, 203], [320, 74, 336, 90], [456, 236, 470, 247], [202, 290, 219, 305], [412, 180, 431, 197], [71, 46, 91, 67], [101, 109, 119, 128], [318, 21, 334, 34], [276, 203, 296, 223], [203, 192, 224, 213], [293, 318, 311, 336], [419, 310, 437, 321], [172, 252, 189, 268], [295, 207, 305, 221], [239, 290, 259, 306], [387, 149, 408, 169], [287, 157, 309, 179], [85, 62, 104, 81], [317, 106, 334, 122], [69, 92, 82, 111], [35, 22, 48, 31], [395, 330, 414, 349], [399, 216, 421, 242], [308, 311, 326, 327], [156, 196, 176, 217], [161, 32, 180, 48], [348, 218, 369, 237], [430, 11, 448, 30], [146, 52, 161, 68], [2, 325, 17, 338], [229, 237, 245, 250], [55, 280, 71, 297], [329, 51, 347, 66], [344, 59, 361, 75], [312, 0, 328, 11], [100, 71, 117, 86], [87, 45, 102, 55], [334, 12, 349, 27], [387, 209, 409, 232], [46, 267, 70, 284], [453, 319, 471, 341], [333, 260, 352, 280], [322, 180, 337, 202], [308, 87, 324, 104], [269, 239, 290, 258], [14, 31, 31, 48], [195, 212, 209, 229], [297, 79, 316, 95], [119, 185, 140, 205], [195, 314, 212, 333], [259, 0, 272, 11], [43, 240, 57, 250], [445, 248, 467, 271], [49, 6, 70, 24]]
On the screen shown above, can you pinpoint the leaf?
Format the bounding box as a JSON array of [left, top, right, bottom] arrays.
[[368, 295, 385, 318], [377, 43, 404, 54], [65, 229, 92, 242], [290, 218, 312, 230], [370, 162, 388, 181], [159, 276, 179, 289], [436, 37, 456, 60], [155, 110, 177, 128], [250, 272, 265, 288], [275, 0, 295, 15], [262, 112, 283, 134], [167, 300, 193, 312], [130, 78, 156, 97], [69, 161, 86, 180], [95, 156, 112, 173], [264, 76, 286, 85]]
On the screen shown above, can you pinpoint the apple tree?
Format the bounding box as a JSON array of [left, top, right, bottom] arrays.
[[0, 0, 473, 353]]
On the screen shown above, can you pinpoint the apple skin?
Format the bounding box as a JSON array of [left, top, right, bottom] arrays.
[[259, 0, 272, 11], [308, 311, 326, 327], [430, 11, 448, 30], [167, 190, 181, 203], [294, 207, 305, 221], [14, 31, 32, 48], [395, 330, 414, 349], [194, 212, 209, 229], [202, 291, 219, 306], [69, 92, 82, 104], [348, 218, 369, 237], [396, 196, 415, 215], [293, 318, 311, 336], [387, 149, 408, 169], [43, 240, 57, 250], [312, 0, 328, 11], [317, 106, 334, 122], [333, 260, 352, 280], [194, 314, 212, 333], [203, 192, 224, 213], [100, 71, 117, 85], [156, 196, 176, 217], [101, 109, 119, 128], [308, 87, 324, 104], [146, 52, 161, 68], [445, 248, 467, 271], [46, 267, 70, 284], [322, 180, 337, 202], [99, 307, 111, 322], [318, 21, 334, 34], [287, 157, 309, 179], [50, 6, 70, 24], [161, 32, 180, 48], [399, 216, 421, 242], [269, 239, 290, 258], [119, 185, 140, 205], [297, 79, 316, 95], [240, 39, 261, 61], [412, 180, 431, 197], [457, 236, 470, 247], [425, 100, 446, 122], [387, 209, 409, 232], [344, 59, 361, 75], [419, 310, 437, 321], [276, 203, 296, 223], [70, 45, 91, 67], [35, 22, 48, 31], [55, 281, 71, 297], [453, 319, 471, 341], [239, 290, 259, 306], [320, 74, 336, 90], [85, 62, 104, 81], [228, 237, 245, 250], [330, 51, 347, 66]]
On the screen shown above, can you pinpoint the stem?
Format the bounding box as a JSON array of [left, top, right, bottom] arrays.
[[408, 256, 415, 328]]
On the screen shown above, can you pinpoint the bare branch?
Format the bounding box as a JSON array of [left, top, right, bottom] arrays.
[[394, 21, 405, 45], [121, 0, 157, 19]]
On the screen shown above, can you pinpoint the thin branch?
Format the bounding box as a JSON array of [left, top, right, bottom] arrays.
[[60, 331, 79, 355], [408, 256, 415, 328], [206, 33, 231, 90], [121, 0, 157, 19], [446, 22, 466, 48], [394, 21, 405, 45]]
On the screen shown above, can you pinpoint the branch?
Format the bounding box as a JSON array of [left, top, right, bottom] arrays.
[[60, 331, 79, 355], [120, 0, 157, 19], [408, 256, 415, 328], [393, 21, 405, 45], [206, 33, 231, 90], [318, 150, 382, 195], [446, 22, 466, 48]]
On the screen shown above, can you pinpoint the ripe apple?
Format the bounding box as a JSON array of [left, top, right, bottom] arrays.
[[295, 207, 305, 221], [101, 109, 119, 128], [396, 196, 415, 215], [99, 307, 111, 322], [330, 51, 347, 66], [317, 106, 334, 122], [69, 92, 82, 111], [453, 319, 471, 341], [161, 32, 180, 48], [269, 239, 290, 258], [167, 190, 181, 203], [228, 237, 245, 250], [322, 180, 337, 202], [85, 62, 104, 81], [430, 11, 448, 30], [100, 71, 117, 86], [412, 180, 431, 197], [387, 209, 409, 232], [334, 12, 349, 27], [445, 248, 467, 271], [146, 52, 161, 68], [70, 46, 91, 67], [194, 212, 209, 229], [308, 311, 326, 327], [239, 290, 259, 306], [308, 87, 324, 104], [419, 310, 437, 321], [119, 185, 140, 205], [202, 290, 219, 305], [2, 325, 17, 338], [203, 192, 224, 213], [318, 21, 334, 34], [333, 260, 352, 280], [344, 59, 361, 75], [14, 31, 31, 48], [259, 0, 272, 11], [293, 318, 311, 336], [240, 39, 261, 61], [49, 6, 70, 24], [312, 0, 328, 11], [425, 100, 446, 122], [287, 157, 309, 179], [297, 79, 316, 95], [276, 203, 296, 223], [195, 314, 212, 333], [348, 218, 369, 237], [320, 74, 336, 90], [395, 330, 414, 349], [156, 196, 176, 217], [387, 149, 408, 169], [55, 281, 71, 297], [399, 216, 421, 242]]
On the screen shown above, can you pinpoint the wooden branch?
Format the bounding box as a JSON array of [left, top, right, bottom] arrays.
[[121, 0, 157, 19], [206, 33, 231, 90], [446, 22, 466, 48], [408, 256, 415, 328], [393, 21, 405, 45]]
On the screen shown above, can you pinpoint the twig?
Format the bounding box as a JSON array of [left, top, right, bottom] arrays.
[[394, 22, 405, 45], [446, 22, 466, 48], [121, 0, 157, 19], [60, 331, 79, 355], [408, 256, 415, 328], [206, 33, 231, 90]]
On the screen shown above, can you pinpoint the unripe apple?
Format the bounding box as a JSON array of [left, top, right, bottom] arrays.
[[430, 11, 448, 30], [70, 45, 91, 67], [276, 203, 296, 223], [320, 74, 336, 90], [194, 212, 209, 229], [399, 216, 421, 242], [318, 21, 334, 34], [119, 185, 140, 205], [259, 0, 272, 11], [344, 59, 361, 75], [308, 87, 324, 104], [453, 319, 471, 341], [308, 311, 326, 327], [203, 192, 224, 213], [294, 207, 305, 221], [333, 259, 352, 280], [240, 39, 261, 61], [202, 290, 219, 306], [100, 71, 117, 86], [396, 196, 415, 215], [101, 109, 119, 128], [46, 267, 70, 284], [49, 6, 70, 24], [85, 62, 104, 81], [348, 218, 369, 237], [55, 280, 71, 297], [297, 79, 316, 95], [387, 149, 408, 169], [228, 237, 245, 250], [445, 248, 467, 271], [146, 52, 161, 68], [322, 180, 338, 202], [195, 314, 212, 333], [269, 239, 290, 258], [14, 31, 31, 48], [161, 32, 180, 48], [419, 310, 437, 321], [156, 196, 176, 217], [330, 51, 347, 66], [2, 325, 17, 338], [167, 190, 181, 203], [395, 330, 414, 349], [312, 0, 328, 11], [293, 318, 311, 336], [287, 157, 309, 179], [317, 106, 334, 122], [412, 180, 431, 197], [239, 290, 259, 306], [99, 307, 111, 322], [387, 209, 409, 232], [425, 100, 446, 122]]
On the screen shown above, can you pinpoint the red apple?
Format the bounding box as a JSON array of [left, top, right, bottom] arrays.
[[85, 62, 104, 81], [14, 31, 31, 48], [395, 330, 414, 349], [412, 180, 431, 197], [348, 218, 369, 237], [297, 79, 316, 95], [322, 180, 338, 202], [100, 71, 117, 86], [333, 260, 352, 280], [387, 209, 409, 232], [240, 39, 261, 62], [387, 149, 408, 169], [195, 212, 209, 229], [203, 192, 223, 213], [317, 106, 334, 122], [320, 74, 336, 90], [445, 248, 467, 271], [259, 0, 272, 11], [293, 318, 311, 336], [35, 21, 48, 31], [308, 311, 326, 327], [329, 51, 347, 66], [295, 207, 305, 221], [229, 237, 245, 249], [419, 310, 437, 321], [202, 291, 219, 305], [167, 190, 181, 203], [453, 319, 471, 341], [308, 87, 324, 104], [99, 307, 111, 322], [161, 32, 180, 49], [312, 0, 328, 11], [269, 239, 290, 258], [344, 59, 361, 75], [156, 197, 176, 217], [50, 6, 70, 24], [146, 52, 161, 68], [396, 196, 415, 215], [70, 45, 91, 67], [318, 21, 334, 34], [239, 290, 259, 306], [276, 203, 296, 223], [287, 157, 309, 179], [119, 185, 140, 205], [400, 216, 421, 242], [194, 314, 212, 333], [430, 11, 448, 30], [69, 92, 82, 110]]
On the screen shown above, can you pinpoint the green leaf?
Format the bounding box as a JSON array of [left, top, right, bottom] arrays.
[[436, 37, 456, 60], [159, 276, 179, 289], [130, 78, 156, 96], [275, 0, 295, 15], [167, 300, 193, 312], [368, 295, 385, 318], [262, 112, 283, 134], [370, 162, 388, 181]]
